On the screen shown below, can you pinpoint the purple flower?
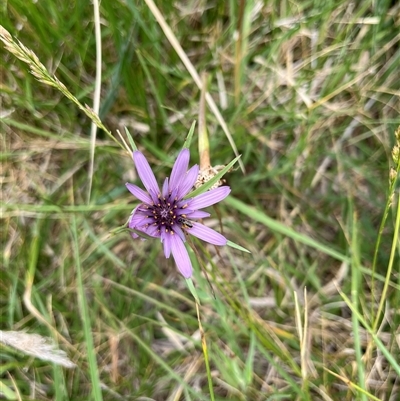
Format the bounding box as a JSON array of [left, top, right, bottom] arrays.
[[126, 149, 230, 278]]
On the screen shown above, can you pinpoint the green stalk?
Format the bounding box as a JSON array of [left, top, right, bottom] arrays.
[[196, 302, 215, 401], [372, 190, 400, 332], [350, 211, 367, 401], [71, 215, 103, 401]]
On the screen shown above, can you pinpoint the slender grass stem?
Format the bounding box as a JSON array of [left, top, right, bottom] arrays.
[[71, 213, 103, 401], [87, 0, 103, 203], [196, 302, 215, 401], [373, 190, 400, 332]]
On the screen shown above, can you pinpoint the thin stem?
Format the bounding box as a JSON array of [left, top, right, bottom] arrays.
[[196, 302, 215, 401], [370, 176, 397, 314], [373, 190, 400, 332], [87, 0, 103, 203]]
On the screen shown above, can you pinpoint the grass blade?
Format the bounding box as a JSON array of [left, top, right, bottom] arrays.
[[71, 214, 103, 401], [226, 196, 347, 262]]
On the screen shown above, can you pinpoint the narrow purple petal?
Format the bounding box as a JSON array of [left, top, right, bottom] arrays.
[[169, 149, 189, 191], [128, 206, 143, 229], [126, 183, 152, 204], [138, 217, 156, 225], [171, 224, 186, 242], [187, 186, 231, 210], [188, 222, 227, 245], [129, 216, 139, 237], [167, 187, 179, 204], [176, 209, 195, 216], [170, 233, 193, 278], [129, 207, 156, 233], [186, 211, 210, 219], [161, 231, 172, 258], [133, 151, 160, 195], [162, 178, 169, 198], [147, 224, 160, 237], [129, 220, 147, 234], [129, 206, 147, 239], [148, 189, 161, 205], [131, 222, 160, 239], [177, 165, 199, 199]]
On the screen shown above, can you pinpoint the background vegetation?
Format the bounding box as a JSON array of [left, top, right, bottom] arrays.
[[1, 0, 399, 400]]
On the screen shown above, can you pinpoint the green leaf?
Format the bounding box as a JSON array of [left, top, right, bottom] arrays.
[[127, 228, 157, 240], [71, 215, 103, 401], [185, 278, 201, 304], [226, 196, 347, 262], [226, 240, 251, 253], [182, 120, 196, 149], [339, 289, 400, 377], [0, 380, 17, 400], [124, 126, 138, 152]]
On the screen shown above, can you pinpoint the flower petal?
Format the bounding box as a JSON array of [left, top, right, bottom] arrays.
[[177, 165, 199, 199], [169, 149, 189, 191], [176, 209, 195, 216], [129, 207, 157, 239], [188, 222, 227, 246], [128, 206, 141, 238], [129, 206, 158, 236], [186, 211, 210, 219], [129, 206, 143, 229], [170, 233, 193, 278], [171, 224, 186, 242], [187, 186, 231, 210], [162, 178, 169, 198], [133, 151, 160, 194], [126, 183, 152, 204], [161, 231, 172, 258], [138, 217, 156, 225], [147, 224, 160, 237], [132, 224, 160, 239], [148, 188, 160, 204], [167, 187, 179, 204]]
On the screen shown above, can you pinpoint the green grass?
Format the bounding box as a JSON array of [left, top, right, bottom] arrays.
[[1, 0, 400, 400]]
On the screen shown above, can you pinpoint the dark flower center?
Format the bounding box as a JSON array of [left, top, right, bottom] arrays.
[[146, 194, 180, 231], [138, 192, 191, 236]]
